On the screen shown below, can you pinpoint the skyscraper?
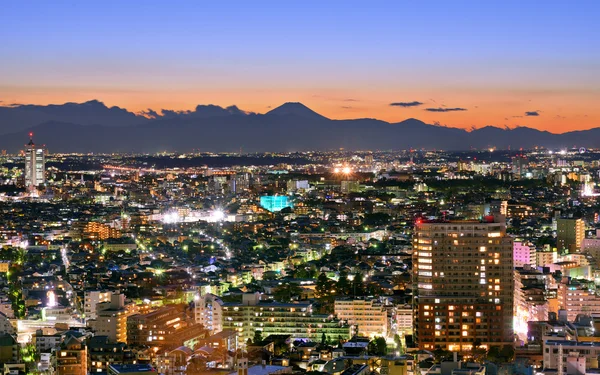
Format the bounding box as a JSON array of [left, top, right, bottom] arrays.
[[413, 217, 514, 352], [24, 132, 45, 192]]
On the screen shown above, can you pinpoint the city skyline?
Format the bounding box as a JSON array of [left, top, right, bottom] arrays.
[[1, 1, 599, 133]]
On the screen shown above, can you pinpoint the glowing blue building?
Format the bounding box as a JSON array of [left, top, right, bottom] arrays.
[[260, 196, 292, 212]]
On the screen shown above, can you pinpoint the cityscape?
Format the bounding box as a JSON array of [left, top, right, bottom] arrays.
[[1, 2, 600, 375]]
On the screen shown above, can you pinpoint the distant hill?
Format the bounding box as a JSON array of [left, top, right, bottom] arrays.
[[0, 100, 597, 152]]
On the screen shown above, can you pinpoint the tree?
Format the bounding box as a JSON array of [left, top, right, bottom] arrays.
[[433, 346, 453, 363], [499, 345, 515, 362], [471, 340, 486, 362], [336, 270, 351, 295], [273, 283, 303, 302], [393, 334, 403, 354], [315, 273, 333, 298], [321, 332, 327, 345], [253, 329, 263, 344], [351, 272, 365, 296], [368, 337, 387, 356]]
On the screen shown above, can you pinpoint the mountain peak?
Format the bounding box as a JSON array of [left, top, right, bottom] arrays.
[[266, 102, 328, 120]]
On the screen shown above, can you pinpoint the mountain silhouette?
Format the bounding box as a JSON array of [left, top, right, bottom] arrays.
[[266, 102, 329, 120], [0, 100, 597, 153]]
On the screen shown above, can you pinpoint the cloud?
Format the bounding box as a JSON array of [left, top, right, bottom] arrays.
[[343, 98, 359, 102], [341, 106, 354, 109], [390, 101, 423, 108], [525, 111, 540, 116], [138, 109, 160, 119], [425, 107, 467, 112]]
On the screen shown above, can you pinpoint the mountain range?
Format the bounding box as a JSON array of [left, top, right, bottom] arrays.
[[0, 100, 597, 153]]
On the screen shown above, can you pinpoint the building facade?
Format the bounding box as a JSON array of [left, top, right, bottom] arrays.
[[24, 133, 45, 192], [334, 299, 388, 338], [413, 219, 514, 351]]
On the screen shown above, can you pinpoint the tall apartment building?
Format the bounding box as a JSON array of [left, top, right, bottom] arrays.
[[84, 290, 113, 320], [557, 218, 585, 253], [194, 294, 223, 335], [413, 218, 514, 351], [53, 335, 88, 375], [24, 133, 45, 193], [558, 282, 600, 322], [88, 294, 134, 344], [221, 293, 350, 343], [334, 298, 388, 338]]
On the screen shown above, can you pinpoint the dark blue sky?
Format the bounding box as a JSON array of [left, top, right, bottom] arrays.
[[1, 0, 599, 131]]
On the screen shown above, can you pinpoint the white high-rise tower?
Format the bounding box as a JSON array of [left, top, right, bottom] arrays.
[[24, 132, 45, 193]]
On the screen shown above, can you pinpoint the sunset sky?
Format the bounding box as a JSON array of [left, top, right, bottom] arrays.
[[1, 1, 599, 133]]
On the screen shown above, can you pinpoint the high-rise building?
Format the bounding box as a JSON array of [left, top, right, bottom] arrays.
[[194, 294, 223, 335], [413, 218, 514, 351], [24, 132, 45, 192], [557, 218, 585, 253], [88, 294, 135, 344]]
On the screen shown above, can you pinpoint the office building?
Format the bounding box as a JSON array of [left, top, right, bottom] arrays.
[[413, 218, 514, 351], [24, 133, 45, 192], [557, 218, 585, 253]]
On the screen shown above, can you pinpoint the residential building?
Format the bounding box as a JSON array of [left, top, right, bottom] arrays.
[[194, 294, 223, 335], [88, 294, 133, 344], [53, 335, 88, 375], [413, 218, 514, 351], [334, 298, 388, 338], [557, 218, 585, 253], [513, 241, 536, 268], [221, 293, 351, 343], [84, 290, 113, 320]]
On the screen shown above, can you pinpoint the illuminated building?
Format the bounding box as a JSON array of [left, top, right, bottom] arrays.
[[513, 267, 556, 341], [53, 335, 88, 375], [80, 222, 122, 241], [221, 293, 350, 343], [88, 294, 134, 344], [194, 294, 223, 335], [334, 298, 388, 338], [84, 290, 113, 320], [558, 283, 600, 321], [340, 180, 360, 194], [513, 241, 536, 268], [24, 132, 45, 192], [259, 195, 292, 212], [126, 305, 206, 350], [557, 218, 585, 252], [536, 248, 558, 267], [413, 218, 514, 351]]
